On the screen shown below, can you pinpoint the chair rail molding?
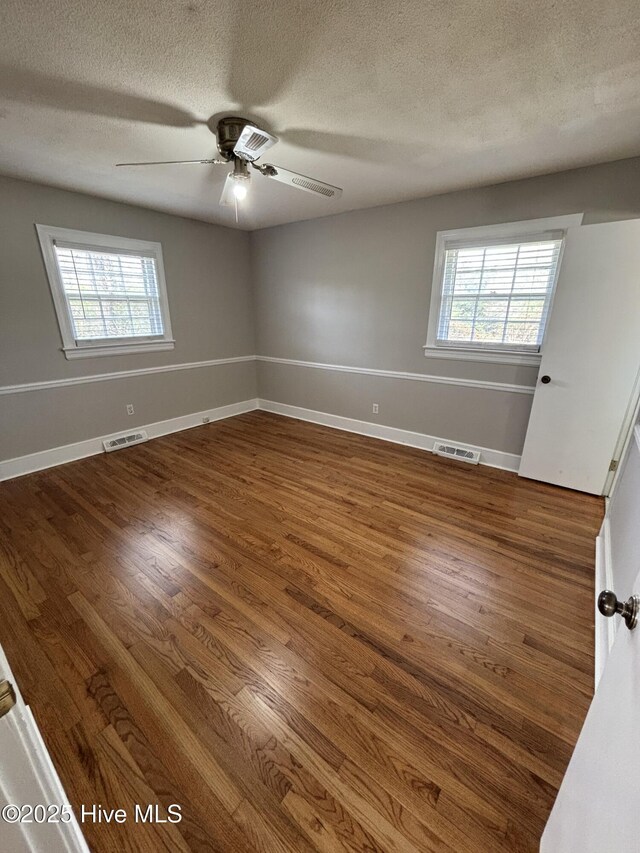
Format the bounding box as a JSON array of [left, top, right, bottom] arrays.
[[257, 355, 535, 395], [1, 355, 534, 397], [0, 355, 256, 395]]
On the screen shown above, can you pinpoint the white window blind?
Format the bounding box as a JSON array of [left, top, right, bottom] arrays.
[[53, 242, 164, 344], [436, 236, 563, 352]]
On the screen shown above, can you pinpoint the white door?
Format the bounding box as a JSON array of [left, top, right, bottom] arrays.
[[0, 645, 88, 853], [541, 567, 640, 851], [519, 219, 640, 495]]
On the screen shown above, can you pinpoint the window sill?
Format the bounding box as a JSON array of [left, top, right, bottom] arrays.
[[63, 340, 176, 360], [423, 345, 541, 366]]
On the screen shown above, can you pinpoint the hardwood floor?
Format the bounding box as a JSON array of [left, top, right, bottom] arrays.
[[0, 411, 603, 852]]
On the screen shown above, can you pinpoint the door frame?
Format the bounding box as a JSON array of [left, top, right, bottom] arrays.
[[604, 361, 640, 497], [0, 645, 89, 852]]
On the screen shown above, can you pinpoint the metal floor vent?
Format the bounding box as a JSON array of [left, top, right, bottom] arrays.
[[103, 430, 148, 453], [433, 442, 481, 465]]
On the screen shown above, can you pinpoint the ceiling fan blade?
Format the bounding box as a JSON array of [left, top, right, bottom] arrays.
[[225, 2, 324, 108], [260, 165, 342, 200], [284, 128, 423, 162], [1, 63, 201, 128], [116, 158, 224, 167], [219, 173, 236, 207]]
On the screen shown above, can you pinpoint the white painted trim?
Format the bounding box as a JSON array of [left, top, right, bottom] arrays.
[[257, 356, 534, 395], [0, 399, 259, 481], [428, 214, 586, 245], [595, 518, 616, 689], [258, 399, 521, 472], [424, 213, 585, 364], [63, 340, 175, 359], [0, 355, 255, 396], [605, 362, 640, 497], [0, 644, 89, 852], [0, 390, 521, 480], [423, 346, 541, 366], [35, 223, 174, 360], [0, 354, 535, 397]]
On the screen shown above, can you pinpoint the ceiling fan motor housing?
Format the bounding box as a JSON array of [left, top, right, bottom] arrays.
[[215, 116, 278, 162], [215, 116, 249, 161]]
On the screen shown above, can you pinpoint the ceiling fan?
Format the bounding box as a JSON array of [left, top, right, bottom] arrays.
[[116, 116, 343, 218]]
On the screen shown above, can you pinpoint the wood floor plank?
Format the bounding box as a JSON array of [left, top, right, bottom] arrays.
[[0, 411, 603, 851], [67, 592, 248, 822]]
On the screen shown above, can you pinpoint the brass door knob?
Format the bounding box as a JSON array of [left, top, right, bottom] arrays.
[[598, 590, 640, 630]]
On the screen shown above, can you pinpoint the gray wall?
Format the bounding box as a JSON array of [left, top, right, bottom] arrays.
[[0, 176, 256, 460], [4, 156, 640, 465], [251, 156, 640, 455]]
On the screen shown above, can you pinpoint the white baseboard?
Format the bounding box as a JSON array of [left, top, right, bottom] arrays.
[[1, 396, 521, 482], [0, 399, 259, 481], [595, 518, 616, 690], [258, 399, 521, 472]]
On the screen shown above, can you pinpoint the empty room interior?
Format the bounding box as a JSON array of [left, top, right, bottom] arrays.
[[1, 1, 640, 851]]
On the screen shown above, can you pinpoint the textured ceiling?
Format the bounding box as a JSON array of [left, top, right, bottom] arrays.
[[1, 0, 640, 230]]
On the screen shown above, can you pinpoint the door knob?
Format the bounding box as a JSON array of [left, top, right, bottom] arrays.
[[598, 590, 640, 630], [540, 375, 551, 384]]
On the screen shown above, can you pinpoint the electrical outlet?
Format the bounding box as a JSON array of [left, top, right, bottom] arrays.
[[126, 404, 134, 416], [372, 403, 379, 414]]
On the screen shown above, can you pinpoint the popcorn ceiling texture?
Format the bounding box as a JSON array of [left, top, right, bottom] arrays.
[[1, 0, 639, 230]]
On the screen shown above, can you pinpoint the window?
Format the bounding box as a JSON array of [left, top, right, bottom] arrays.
[[425, 215, 583, 364], [36, 225, 174, 359]]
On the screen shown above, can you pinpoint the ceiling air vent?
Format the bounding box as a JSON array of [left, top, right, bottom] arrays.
[[233, 124, 278, 162], [103, 430, 149, 453], [245, 131, 269, 151], [433, 442, 481, 465]]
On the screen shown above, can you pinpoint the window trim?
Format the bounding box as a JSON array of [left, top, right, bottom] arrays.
[[424, 214, 584, 365], [36, 224, 175, 360]]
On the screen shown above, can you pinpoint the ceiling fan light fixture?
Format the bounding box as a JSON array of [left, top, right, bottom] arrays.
[[232, 176, 249, 200], [115, 115, 343, 214]]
